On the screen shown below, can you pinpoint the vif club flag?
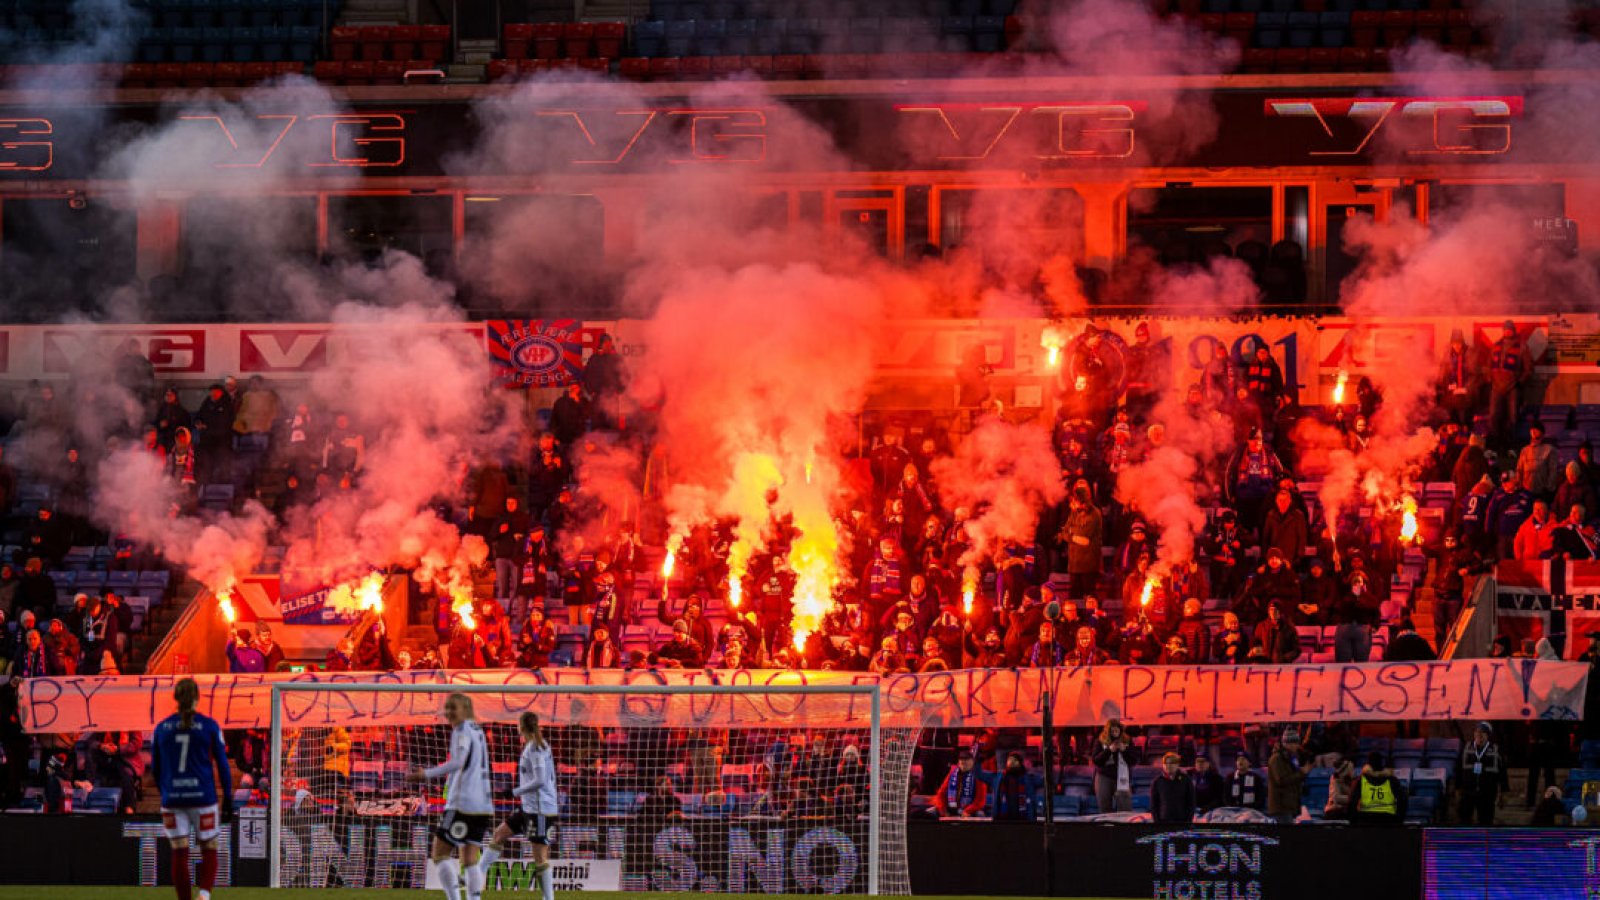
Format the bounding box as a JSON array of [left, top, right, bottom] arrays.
[[487, 320, 586, 388]]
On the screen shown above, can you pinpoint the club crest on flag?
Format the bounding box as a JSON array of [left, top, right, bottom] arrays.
[[488, 320, 586, 388]]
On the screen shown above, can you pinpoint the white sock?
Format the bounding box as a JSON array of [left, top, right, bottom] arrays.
[[434, 858, 460, 900], [464, 860, 485, 900], [541, 859, 555, 900], [478, 845, 501, 876]]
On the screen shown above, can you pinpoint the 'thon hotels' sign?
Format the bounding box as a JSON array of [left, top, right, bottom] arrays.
[[0, 93, 1541, 178]]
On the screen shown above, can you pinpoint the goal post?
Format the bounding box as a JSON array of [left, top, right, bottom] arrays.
[[268, 681, 915, 895]]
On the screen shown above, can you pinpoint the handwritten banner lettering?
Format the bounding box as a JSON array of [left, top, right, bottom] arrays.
[[16, 661, 1586, 734]]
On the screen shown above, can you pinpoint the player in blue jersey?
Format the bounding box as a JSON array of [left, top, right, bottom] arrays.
[[150, 678, 232, 900]]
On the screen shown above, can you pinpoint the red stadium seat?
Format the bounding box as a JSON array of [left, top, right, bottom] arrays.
[[742, 54, 772, 78], [504, 23, 533, 59], [344, 60, 375, 85], [516, 59, 544, 76], [389, 25, 421, 61], [1273, 47, 1308, 71], [122, 62, 155, 87], [1224, 12, 1255, 44], [331, 25, 359, 61], [1241, 47, 1274, 73], [273, 61, 302, 78], [1175, 0, 1201, 17], [800, 54, 826, 79], [680, 55, 712, 78], [649, 57, 681, 79], [594, 22, 626, 58], [1416, 10, 1445, 42], [1445, 10, 1474, 46], [533, 23, 562, 60], [420, 25, 450, 60], [359, 26, 390, 61], [1370, 45, 1392, 69], [313, 60, 344, 82], [181, 62, 215, 87], [578, 57, 609, 74], [1198, 13, 1225, 34], [563, 22, 595, 59], [241, 61, 274, 82], [1351, 11, 1380, 47], [1300, 0, 1325, 12], [1307, 47, 1337, 72], [373, 60, 405, 84], [1337, 46, 1371, 71], [1381, 11, 1415, 45], [711, 55, 746, 77], [487, 58, 517, 81], [212, 61, 243, 85], [618, 56, 649, 79], [833, 53, 869, 78], [153, 62, 184, 88], [771, 54, 804, 79]]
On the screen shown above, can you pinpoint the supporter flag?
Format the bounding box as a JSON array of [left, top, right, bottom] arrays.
[[1496, 560, 1553, 654], [487, 320, 586, 388], [1495, 560, 1600, 658]]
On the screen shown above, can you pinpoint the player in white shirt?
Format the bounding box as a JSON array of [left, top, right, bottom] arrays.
[[479, 712, 559, 900], [407, 693, 494, 900]]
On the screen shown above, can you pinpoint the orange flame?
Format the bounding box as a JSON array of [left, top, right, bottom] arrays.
[[728, 576, 743, 610], [1400, 495, 1419, 544], [661, 534, 679, 581], [1041, 326, 1065, 368], [451, 585, 476, 629], [217, 589, 237, 623], [327, 572, 386, 617], [1332, 369, 1348, 405], [962, 567, 978, 616], [1139, 577, 1158, 608]]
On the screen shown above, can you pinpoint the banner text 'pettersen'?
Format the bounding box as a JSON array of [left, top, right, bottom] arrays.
[[17, 661, 1587, 733]]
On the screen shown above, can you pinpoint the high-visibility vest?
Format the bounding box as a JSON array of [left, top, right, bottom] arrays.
[[1359, 777, 1398, 816]]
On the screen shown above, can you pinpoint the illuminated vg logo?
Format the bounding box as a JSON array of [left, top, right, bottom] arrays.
[[1137, 830, 1277, 900]]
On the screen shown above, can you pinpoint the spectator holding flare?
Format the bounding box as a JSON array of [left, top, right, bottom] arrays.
[[151, 678, 231, 900], [933, 748, 988, 818]]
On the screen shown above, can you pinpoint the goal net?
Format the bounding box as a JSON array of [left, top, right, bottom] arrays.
[[269, 682, 916, 895]]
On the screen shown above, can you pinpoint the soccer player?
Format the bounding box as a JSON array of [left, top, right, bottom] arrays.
[[480, 712, 558, 900], [151, 678, 232, 900], [408, 692, 494, 900]]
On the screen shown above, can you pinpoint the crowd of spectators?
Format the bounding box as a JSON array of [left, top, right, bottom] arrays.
[[0, 319, 1595, 825]]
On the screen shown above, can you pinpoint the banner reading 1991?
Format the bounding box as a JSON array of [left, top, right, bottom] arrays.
[[17, 659, 1587, 733]]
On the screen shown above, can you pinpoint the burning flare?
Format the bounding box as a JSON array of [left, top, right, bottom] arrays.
[[450, 584, 476, 629], [1332, 369, 1348, 406], [1041, 325, 1066, 368], [962, 567, 978, 616], [728, 574, 743, 610], [217, 589, 237, 623], [661, 533, 681, 581], [1139, 576, 1159, 608], [327, 572, 386, 617], [1399, 494, 1419, 544]]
